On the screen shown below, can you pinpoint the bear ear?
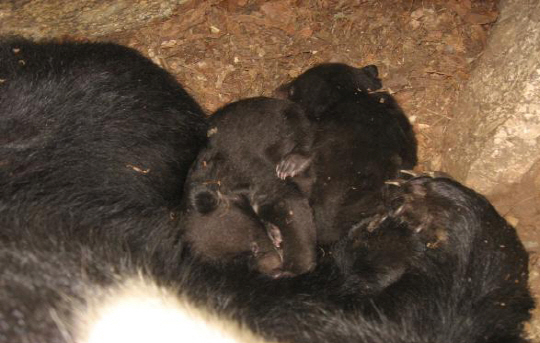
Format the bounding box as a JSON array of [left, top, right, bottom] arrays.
[[191, 187, 219, 214], [358, 64, 382, 92], [363, 64, 379, 78]]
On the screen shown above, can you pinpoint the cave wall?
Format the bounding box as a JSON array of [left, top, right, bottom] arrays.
[[442, 0, 540, 196]]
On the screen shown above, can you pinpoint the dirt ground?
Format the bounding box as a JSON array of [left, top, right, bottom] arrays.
[[1, 0, 538, 340]]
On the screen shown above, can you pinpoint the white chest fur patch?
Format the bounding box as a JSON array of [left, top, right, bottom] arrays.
[[72, 276, 268, 343]]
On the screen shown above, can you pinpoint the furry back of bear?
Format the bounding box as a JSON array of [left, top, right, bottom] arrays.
[[0, 240, 272, 343], [0, 38, 208, 256]]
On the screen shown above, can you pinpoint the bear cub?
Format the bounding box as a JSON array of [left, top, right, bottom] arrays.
[[278, 63, 418, 244], [181, 97, 316, 277]]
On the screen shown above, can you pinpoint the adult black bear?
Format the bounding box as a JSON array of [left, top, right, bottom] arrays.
[[0, 38, 207, 257], [181, 97, 316, 277], [0, 38, 256, 343], [278, 63, 417, 244]]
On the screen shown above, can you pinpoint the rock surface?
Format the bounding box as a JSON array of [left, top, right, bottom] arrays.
[[0, 0, 186, 39], [442, 0, 540, 196]]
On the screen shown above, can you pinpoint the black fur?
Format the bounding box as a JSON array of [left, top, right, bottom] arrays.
[[3, 176, 533, 343], [278, 63, 418, 244], [0, 38, 208, 256], [182, 64, 417, 276], [176, 176, 534, 343], [277, 63, 383, 120], [181, 97, 316, 276], [0, 240, 131, 342]]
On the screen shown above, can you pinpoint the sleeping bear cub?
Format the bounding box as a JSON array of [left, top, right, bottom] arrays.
[[181, 97, 316, 277], [277, 63, 417, 244]]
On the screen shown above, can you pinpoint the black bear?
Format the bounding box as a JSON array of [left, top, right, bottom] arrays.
[[0, 38, 208, 257], [0, 38, 258, 343], [181, 97, 316, 277], [278, 63, 418, 244]]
